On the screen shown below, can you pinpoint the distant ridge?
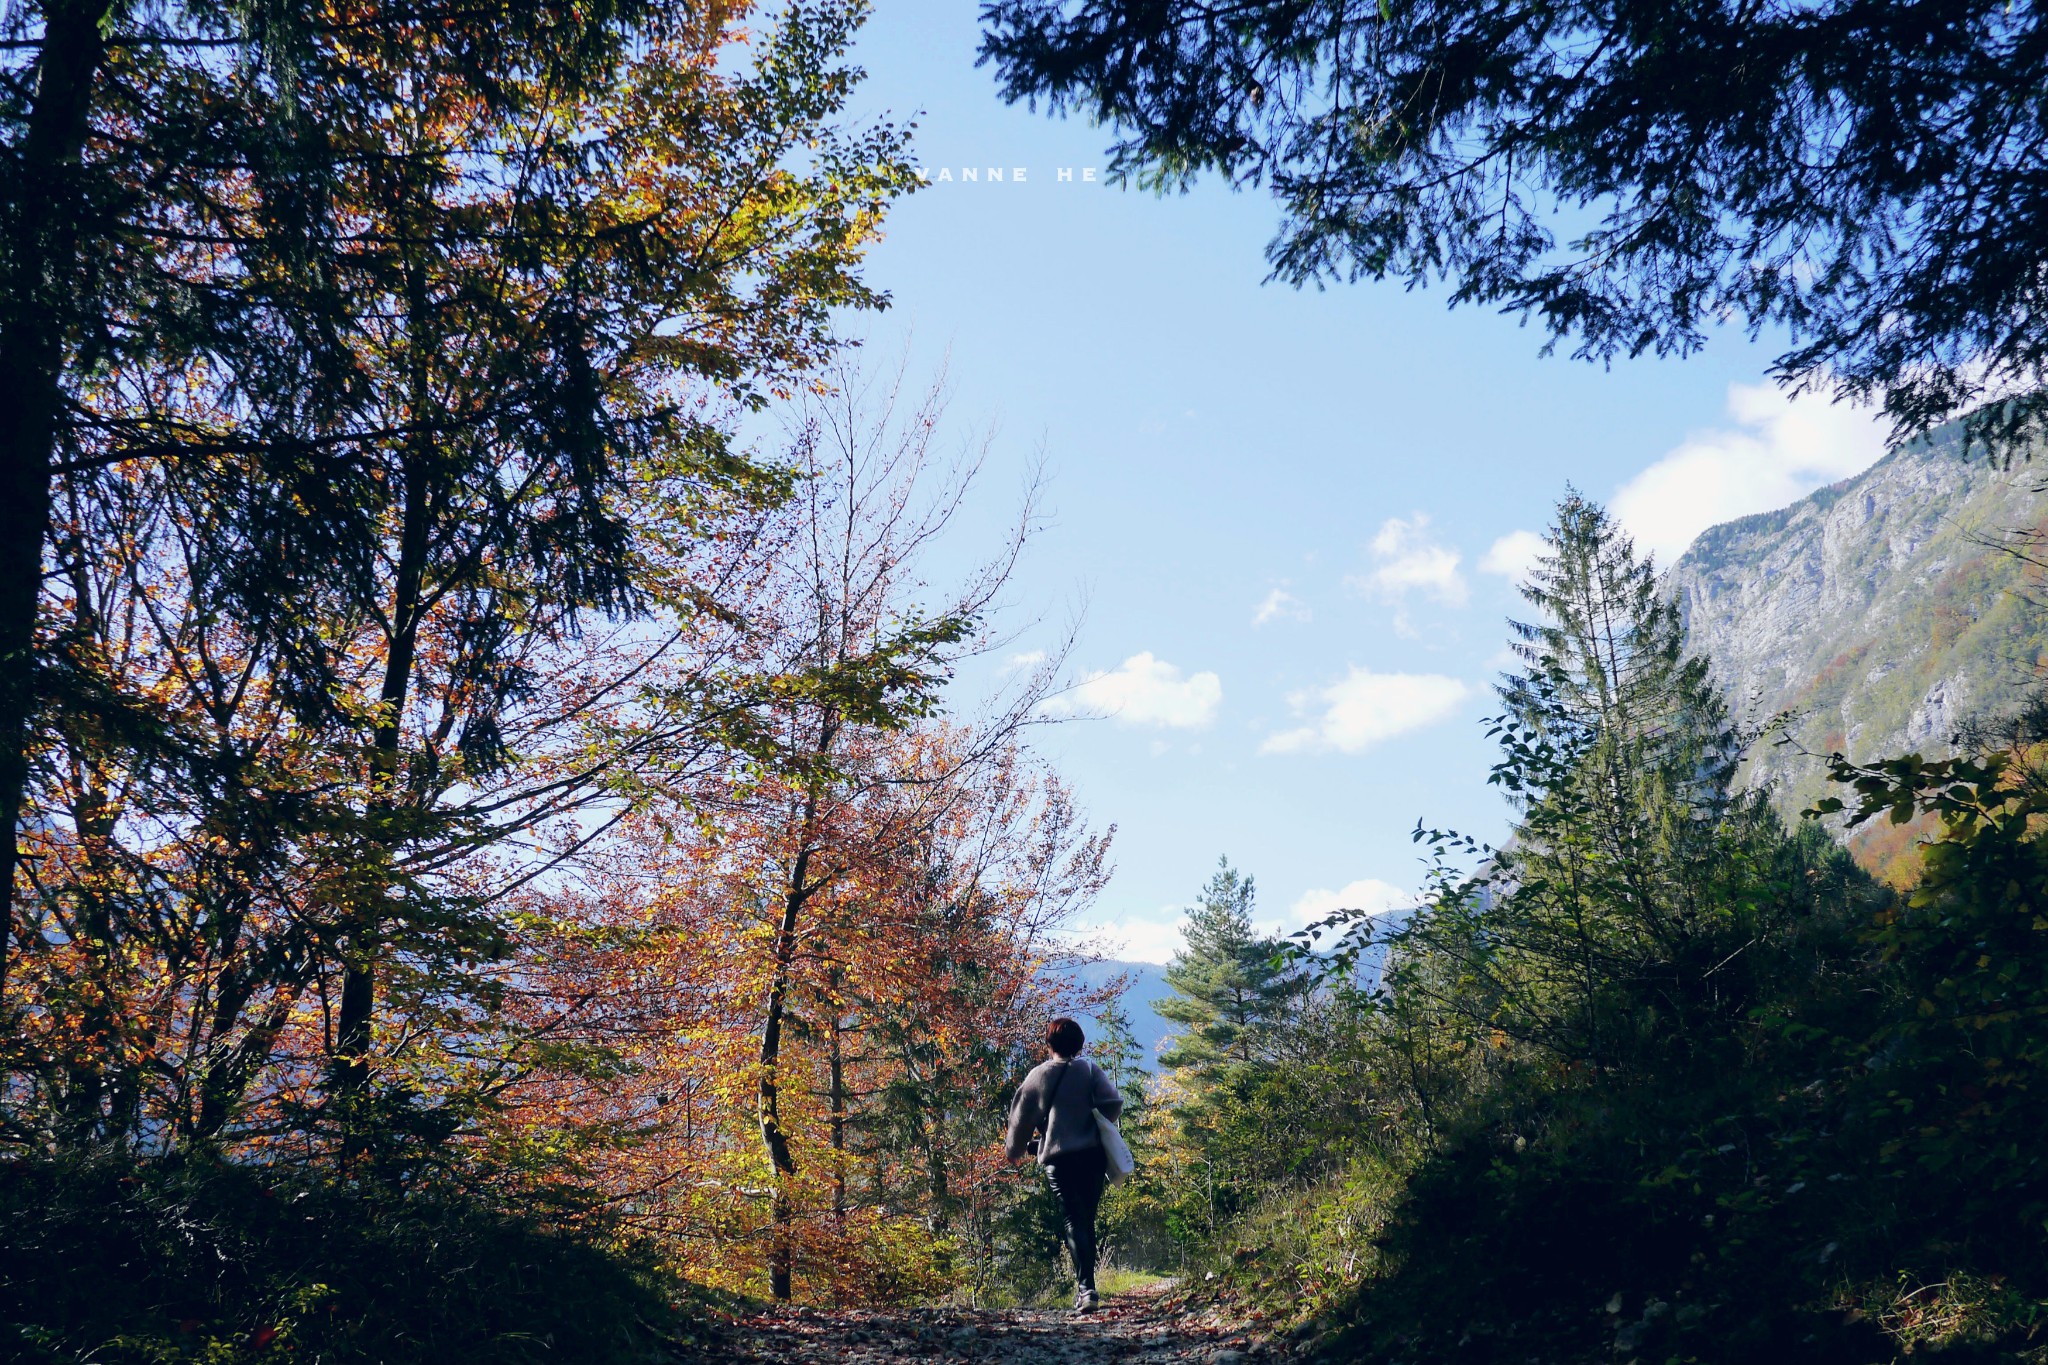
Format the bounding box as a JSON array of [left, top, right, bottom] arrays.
[[1070, 958, 1175, 1062]]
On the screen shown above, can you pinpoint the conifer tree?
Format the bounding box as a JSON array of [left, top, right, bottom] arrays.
[[1402, 493, 1794, 1071], [1500, 491, 1742, 829], [4, 1, 913, 1158], [0, 0, 680, 1003], [1157, 860, 1300, 1077], [1088, 1000, 1152, 1148], [1, 0, 908, 1030], [1090, 1001, 1150, 1099], [982, 0, 2048, 455]]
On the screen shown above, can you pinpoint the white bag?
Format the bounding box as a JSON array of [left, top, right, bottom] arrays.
[[1095, 1110, 1135, 1185], [1034, 1059, 1135, 1183]]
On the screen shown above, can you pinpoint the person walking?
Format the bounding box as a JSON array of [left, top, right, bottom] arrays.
[[1005, 1016, 1124, 1312]]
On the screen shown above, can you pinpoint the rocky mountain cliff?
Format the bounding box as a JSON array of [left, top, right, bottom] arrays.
[[1670, 425, 2048, 854]]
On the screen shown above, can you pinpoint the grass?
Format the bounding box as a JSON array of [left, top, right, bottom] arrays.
[[1097, 1266, 1174, 1296]]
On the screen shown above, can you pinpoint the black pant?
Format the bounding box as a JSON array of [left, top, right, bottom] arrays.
[[1044, 1144, 1107, 1290]]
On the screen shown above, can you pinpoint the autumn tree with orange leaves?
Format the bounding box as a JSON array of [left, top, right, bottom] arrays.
[[516, 726, 1110, 1302], [1, 0, 1129, 1339], [506, 359, 1115, 1301], [2, 1, 912, 1160]]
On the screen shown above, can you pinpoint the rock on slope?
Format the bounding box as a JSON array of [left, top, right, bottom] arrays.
[[1669, 424, 2048, 842]]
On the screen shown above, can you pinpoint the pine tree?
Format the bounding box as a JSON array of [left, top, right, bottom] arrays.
[[1090, 1002, 1151, 1117], [1500, 490, 1742, 827], [1402, 492, 1794, 1072], [1150, 860, 1304, 1240], [1, 0, 678, 1013], [1156, 860, 1301, 1078], [1500, 492, 1761, 964]]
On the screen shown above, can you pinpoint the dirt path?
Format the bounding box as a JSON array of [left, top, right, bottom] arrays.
[[706, 1280, 1292, 1365]]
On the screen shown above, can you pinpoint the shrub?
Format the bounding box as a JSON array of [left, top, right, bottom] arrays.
[[0, 1150, 703, 1364]]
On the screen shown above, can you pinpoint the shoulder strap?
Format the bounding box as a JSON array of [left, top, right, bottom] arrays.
[[1078, 1058, 1103, 1112], [1045, 1058, 1076, 1117], [1048, 1057, 1093, 1114]]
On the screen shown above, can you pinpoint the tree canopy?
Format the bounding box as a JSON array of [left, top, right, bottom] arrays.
[[979, 0, 2048, 452]]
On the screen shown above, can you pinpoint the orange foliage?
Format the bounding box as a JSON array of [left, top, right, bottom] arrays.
[[506, 729, 1112, 1301], [1846, 809, 1942, 889]]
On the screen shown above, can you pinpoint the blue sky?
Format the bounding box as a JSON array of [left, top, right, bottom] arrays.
[[840, 2, 1892, 961]]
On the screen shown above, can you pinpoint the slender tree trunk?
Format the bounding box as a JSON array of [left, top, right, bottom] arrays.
[[760, 824, 815, 1300], [0, 0, 114, 1009], [60, 779, 120, 1139], [913, 1100, 950, 1232], [827, 997, 847, 1221], [759, 704, 836, 1299], [767, 1181, 795, 1302], [334, 294, 433, 1152], [333, 507, 425, 1145]]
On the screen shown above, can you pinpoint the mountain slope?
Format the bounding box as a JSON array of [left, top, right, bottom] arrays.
[[1071, 959, 1175, 1061], [1670, 424, 2048, 869]]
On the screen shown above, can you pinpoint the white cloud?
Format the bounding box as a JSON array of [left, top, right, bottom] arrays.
[[1613, 381, 1889, 567], [1288, 878, 1411, 923], [1347, 514, 1469, 610], [1253, 587, 1311, 627], [1280, 878, 1413, 938], [1261, 666, 1472, 755], [1074, 914, 1187, 965], [1043, 652, 1222, 729], [1479, 529, 1547, 584], [1000, 649, 1047, 674]]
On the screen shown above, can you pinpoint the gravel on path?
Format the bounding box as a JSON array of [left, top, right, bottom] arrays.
[[702, 1281, 1293, 1365]]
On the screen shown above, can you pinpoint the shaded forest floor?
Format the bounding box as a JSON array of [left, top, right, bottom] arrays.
[[701, 1280, 1291, 1365]]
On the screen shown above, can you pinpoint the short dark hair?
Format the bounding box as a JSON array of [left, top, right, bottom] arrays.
[[1046, 1017, 1084, 1058]]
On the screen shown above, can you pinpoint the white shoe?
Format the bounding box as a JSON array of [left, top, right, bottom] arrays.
[[1074, 1287, 1099, 1313]]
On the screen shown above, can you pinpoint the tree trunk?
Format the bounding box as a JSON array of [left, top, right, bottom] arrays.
[[333, 284, 433, 1154], [828, 1000, 847, 1220], [333, 513, 424, 1150], [768, 1182, 794, 1302], [758, 703, 839, 1300], [759, 830, 815, 1300], [0, 0, 114, 1008], [913, 1100, 950, 1233]]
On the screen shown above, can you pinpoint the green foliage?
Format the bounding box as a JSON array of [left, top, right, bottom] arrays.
[[973, 1170, 1071, 1306], [1202, 1158, 1401, 1326], [1089, 1001, 1152, 1101], [1135, 491, 2048, 1361], [1143, 860, 1313, 1243], [1378, 493, 1812, 1084], [980, 0, 2048, 454], [1813, 741, 2048, 1254], [0, 1150, 706, 1365]]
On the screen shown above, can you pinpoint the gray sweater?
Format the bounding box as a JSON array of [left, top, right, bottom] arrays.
[[1005, 1055, 1123, 1162]]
